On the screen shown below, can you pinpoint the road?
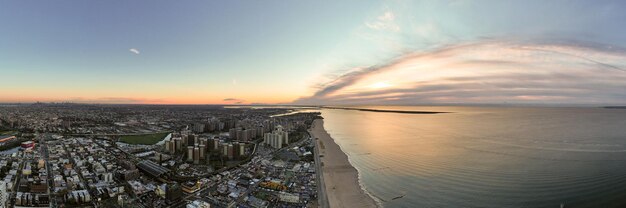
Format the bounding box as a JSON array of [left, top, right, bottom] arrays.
[[66, 131, 171, 137], [40, 134, 58, 207], [309, 122, 329, 208], [61, 140, 99, 207]]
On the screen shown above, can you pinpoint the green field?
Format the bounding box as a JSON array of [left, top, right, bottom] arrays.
[[0, 130, 16, 135], [119, 132, 170, 145]]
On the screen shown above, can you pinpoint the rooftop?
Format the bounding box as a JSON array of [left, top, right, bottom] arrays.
[[137, 160, 170, 178]]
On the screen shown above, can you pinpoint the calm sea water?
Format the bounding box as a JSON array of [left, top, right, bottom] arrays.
[[319, 106, 626, 208]]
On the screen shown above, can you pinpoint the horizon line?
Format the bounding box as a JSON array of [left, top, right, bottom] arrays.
[[0, 101, 623, 108]]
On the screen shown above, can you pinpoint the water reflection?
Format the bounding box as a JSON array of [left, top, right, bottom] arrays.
[[321, 107, 626, 207]]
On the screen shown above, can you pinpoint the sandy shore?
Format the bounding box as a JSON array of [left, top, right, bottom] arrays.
[[310, 119, 378, 208]]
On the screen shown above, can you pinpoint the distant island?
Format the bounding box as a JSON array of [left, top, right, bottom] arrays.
[[322, 106, 449, 114], [604, 106, 626, 109]]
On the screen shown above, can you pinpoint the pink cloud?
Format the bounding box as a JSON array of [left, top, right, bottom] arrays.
[[295, 39, 626, 105]]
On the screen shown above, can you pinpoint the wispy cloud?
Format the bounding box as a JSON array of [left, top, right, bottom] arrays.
[[223, 98, 245, 104], [365, 9, 400, 32], [129, 48, 140, 55], [294, 39, 626, 105]]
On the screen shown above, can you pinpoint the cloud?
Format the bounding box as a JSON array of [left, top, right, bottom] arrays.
[[379, 11, 395, 21], [294, 39, 626, 105], [129, 48, 140, 55], [223, 98, 245, 104], [365, 9, 400, 32]]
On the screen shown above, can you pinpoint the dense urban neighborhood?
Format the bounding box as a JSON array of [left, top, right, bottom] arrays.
[[0, 103, 323, 208]]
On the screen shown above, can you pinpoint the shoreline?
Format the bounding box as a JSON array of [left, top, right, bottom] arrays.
[[322, 106, 448, 114], [310, 119, 378, 208]]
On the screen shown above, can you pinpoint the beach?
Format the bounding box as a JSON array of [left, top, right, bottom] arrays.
[[317, 107, 626, 207], [310, 119, 378, 208]]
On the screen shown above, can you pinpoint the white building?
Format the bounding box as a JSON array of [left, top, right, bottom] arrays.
[[101, 172, 114, 183], [187, 200, 211, 208], [164, 139, 172, 152], [263, 125, 289, 149], [222, 144, 228, 157], [278, 192, 300, 203], [187, 146, 194, 162]]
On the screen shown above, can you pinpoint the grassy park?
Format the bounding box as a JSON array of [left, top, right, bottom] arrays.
[[0, 130, 16, 135], [119, 132, 170, 145]]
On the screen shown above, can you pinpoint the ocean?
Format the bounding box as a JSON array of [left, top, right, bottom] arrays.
[[318, 106, 626, 208]]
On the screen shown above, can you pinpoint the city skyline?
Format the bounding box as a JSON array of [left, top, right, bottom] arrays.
[[2, 0, 626, 105]]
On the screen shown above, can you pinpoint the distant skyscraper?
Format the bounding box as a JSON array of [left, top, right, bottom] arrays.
[[187, 146, 194, 162], [229, 128, 237, 140], [233, 142, 240, 158], [174, 137, 182, 152], [164, 140, 171, 152], [222, 144, 228, 158], [227, 144, 234, 160], [199, 144, 206, 160], [187, 135, 196, 146], [233, 142, 246, 158], [167, 140, 174, 154], [208, 138, 218, 152], [193, 147, 200, 164], [236, 129, 243, 140], [263, 125, 288, 149], [193, 123, 205, 133]]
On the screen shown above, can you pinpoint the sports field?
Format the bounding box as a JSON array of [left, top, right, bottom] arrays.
[[119, 132, 170, 145]]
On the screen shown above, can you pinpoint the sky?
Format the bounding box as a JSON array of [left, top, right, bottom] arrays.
[[1, 0, 626, 105]]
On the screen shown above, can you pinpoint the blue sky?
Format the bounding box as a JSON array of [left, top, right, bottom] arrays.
[[1, 0, 626, 104]]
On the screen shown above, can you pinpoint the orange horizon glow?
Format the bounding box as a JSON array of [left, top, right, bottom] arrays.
[[0, 92, 298, 105]]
